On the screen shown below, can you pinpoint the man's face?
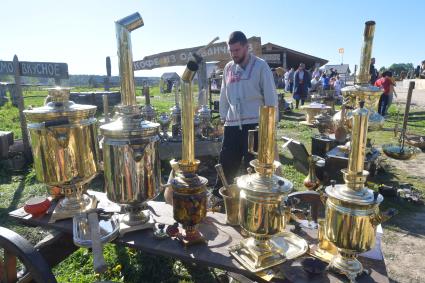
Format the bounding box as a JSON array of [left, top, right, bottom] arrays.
[[371, 58, 375, 64], [229, 42, 248, 64]]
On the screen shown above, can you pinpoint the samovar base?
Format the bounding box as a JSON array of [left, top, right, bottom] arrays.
[[177, 226, 206, 247], [229, 232, 309, 272], [119, 209, 155, 236], [329, 250, 363, 283], [229, 237, 285, 272], [50, 194, 97, 223]]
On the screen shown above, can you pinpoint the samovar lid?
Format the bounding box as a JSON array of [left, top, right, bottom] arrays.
[[171, 173, 208, 192], [341, 84, 381, 98], [236, 173, 293, 195], [100, 117, 159, 138], [325, 183, 382, 205], [24, 87, 96, 122]]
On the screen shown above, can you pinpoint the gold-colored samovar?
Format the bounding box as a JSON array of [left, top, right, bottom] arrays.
[[24, 87, 99, 221], [230, 106, 308, 272], [141, 84, 156, 121], [170, 59, 208, 246], [333, 21, 384, 132], [100, 12, 161, 235], [170, 82, 182, 140], [324, 21, 395, 282]]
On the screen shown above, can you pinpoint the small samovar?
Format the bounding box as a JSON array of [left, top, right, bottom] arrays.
[[230, 106, 308, 272], [158, 112, 171, 140], [100, 12, 161, 235], [324, 22, 395, 282], [198, 104, 213, 139], [24, 87, 99, 221], [170, 59, 208, 246], [140, 84, 156, 121], [170, 82, 182, 140]]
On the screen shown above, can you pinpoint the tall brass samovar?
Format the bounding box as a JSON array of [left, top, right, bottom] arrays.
[[333, 21, 384, 132], [24, 87, 99, 220], [170, 59, 208, 246], [230, 106, 308, 272], [324, 22, 395, 282], [141, 84, 156, 121], [100, 12, 161, 235]]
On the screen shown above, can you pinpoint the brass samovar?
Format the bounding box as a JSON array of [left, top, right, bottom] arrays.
[[324, 21, 395, 282], [230, 106, 308, 272], [170, 59, 208, 246], [333, 21, 383, 132], [141, 84, 156, 121], [24, 87, 99, 221], [100, 12, 161, 235]]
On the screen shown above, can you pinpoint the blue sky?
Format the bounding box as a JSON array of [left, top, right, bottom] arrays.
[[1, 0, 424, 76]]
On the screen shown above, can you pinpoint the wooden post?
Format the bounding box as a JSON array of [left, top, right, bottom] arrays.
[[13, 55, 31, 161], [198, 61, 207, 106], [105, 56, 111, 91]]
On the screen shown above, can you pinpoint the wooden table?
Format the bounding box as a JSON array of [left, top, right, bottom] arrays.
[[9, 191, 389, 283]]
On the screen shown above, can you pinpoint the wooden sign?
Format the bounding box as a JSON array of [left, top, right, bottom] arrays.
[[262, 53, 281, 64], [0, 60, 68, 79], [133, 36, 262, 70]]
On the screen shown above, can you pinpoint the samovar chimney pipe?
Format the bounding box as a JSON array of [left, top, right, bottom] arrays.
[[180, 61, 199, 166], [258, 106, 276, 168], [347, 102, 369, 177], [357, 21, 375, 85], [115, 12, 144, 106]]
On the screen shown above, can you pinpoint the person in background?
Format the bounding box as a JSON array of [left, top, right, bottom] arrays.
[[420, 60, 425, 79], [415, 65, 421, 78], [333, 75, 344, 103], [320, 73, 330, 91], [213, 31, 278, 200], [292, 63, 311, 108], [376, 71, 394, 116], [310, 74, 322, 94], [285, 67, 295, 92], [312, 67, 321, 79], [386, 72, 397, 112], [370, 57, 379, 85]]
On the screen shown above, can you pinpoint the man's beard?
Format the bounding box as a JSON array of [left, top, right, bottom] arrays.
[[233, 53, 247, 65]]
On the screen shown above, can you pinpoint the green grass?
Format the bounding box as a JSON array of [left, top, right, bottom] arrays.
[[1, 88, 425, 281]]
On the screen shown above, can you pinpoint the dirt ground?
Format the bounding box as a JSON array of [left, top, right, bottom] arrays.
[[380, 84, 425, 283], [382, 208, 425, 283]]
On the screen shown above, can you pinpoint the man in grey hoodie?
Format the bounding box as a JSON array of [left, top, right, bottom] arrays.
[[212, 31, 278, 198]]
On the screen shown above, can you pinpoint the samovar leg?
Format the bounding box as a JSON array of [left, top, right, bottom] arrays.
[[119, 205, 155, 236], [329, 249, 363, 283], [177, 225, 206, 247]]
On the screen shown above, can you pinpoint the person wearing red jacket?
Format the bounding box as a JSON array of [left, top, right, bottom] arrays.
[[376, 71, 394, 116]]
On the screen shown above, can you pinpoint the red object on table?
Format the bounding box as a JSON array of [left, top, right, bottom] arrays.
[[24, 197, 51, 217]]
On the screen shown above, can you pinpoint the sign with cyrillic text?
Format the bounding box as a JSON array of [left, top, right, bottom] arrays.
[[0, 60, 68, 79], [133, 36, 262, 70]]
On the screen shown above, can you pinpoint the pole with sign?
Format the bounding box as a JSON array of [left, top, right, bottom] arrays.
[[338, 48, 344, 64]]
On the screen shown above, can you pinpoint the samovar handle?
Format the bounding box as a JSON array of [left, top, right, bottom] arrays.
[[370, 208, 398, 227]]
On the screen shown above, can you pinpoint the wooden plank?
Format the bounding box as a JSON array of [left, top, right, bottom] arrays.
[[8, 191, 389, 283], [13, 55, 31, 161]]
